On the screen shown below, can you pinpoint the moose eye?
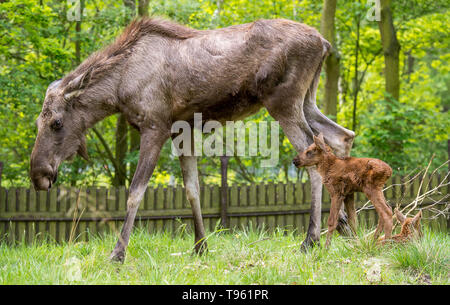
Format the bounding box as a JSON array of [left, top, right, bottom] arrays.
[[51, 119, 63, 130], [306, 151, 313, 157]]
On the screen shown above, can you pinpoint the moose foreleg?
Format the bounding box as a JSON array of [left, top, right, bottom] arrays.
[[263, 99, 325, 250], [301, 167, 323, 250], [110, 129, 169, 263]]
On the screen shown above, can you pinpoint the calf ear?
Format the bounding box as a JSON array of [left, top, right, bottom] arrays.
[[314, 133, 327, 151], [394, 208, 406, 224], [412, 210, 422, 227]]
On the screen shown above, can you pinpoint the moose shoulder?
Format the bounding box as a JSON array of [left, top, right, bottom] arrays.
[[30, 17, 354, 262]]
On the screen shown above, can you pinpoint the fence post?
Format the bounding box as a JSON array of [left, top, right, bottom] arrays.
[[220, 156, 229, 228]]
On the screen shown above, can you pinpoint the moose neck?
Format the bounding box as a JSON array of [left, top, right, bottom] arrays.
[[76, 78, 121, 129]]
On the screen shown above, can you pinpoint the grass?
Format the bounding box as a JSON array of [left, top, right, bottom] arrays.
[[0, 225, 448, 285]]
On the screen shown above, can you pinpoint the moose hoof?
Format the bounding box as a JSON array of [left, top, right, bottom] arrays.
[[300, 236, 320, 252], [336, 214, 353, 237], [109, 249, 126, 263], [193, 239, 208, 256]]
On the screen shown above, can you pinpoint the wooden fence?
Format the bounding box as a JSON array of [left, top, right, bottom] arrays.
[[0, 174, 448, 244]]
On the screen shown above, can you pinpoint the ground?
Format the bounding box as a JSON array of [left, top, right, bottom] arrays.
[[0, 226, 448, 284]]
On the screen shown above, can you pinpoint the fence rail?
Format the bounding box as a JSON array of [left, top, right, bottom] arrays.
[[0, 174, 448, 243]]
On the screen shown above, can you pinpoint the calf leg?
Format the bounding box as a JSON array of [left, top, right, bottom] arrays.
[[344, 193, 357, 235], [373, 217, 384, 241], [179, 155, 207, 254], [364, 188, 393, 240], [110, 129, 169, 263], [325, 194, 344, 248]]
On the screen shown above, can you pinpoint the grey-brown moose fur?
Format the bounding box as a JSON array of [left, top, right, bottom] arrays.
[[30, 17, 355, 262]]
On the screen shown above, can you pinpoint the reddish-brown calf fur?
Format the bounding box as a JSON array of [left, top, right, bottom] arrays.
[[293, 133, 393, 247]]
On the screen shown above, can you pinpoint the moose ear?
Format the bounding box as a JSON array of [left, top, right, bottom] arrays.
[[314, 133, 327, 151], [395, 208, 406, 224], [63, 69, 92, 99], [64, 90, 82, 101], [77, 135, 89, 161], [412, 210, 422, 227]]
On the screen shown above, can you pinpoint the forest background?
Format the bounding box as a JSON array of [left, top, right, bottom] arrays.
[[0, 0, 448, 188]]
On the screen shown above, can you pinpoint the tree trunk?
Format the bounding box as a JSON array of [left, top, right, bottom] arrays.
[[128, 0, 149, 177], [352, 12, 361, 132], [115, 0, 140, 185], [378, 0, 401, 101], [320, 0, 340, 120], [212, 0, 224, 26], [129, 128, 140, 177], [74, 0, 85, 66], [114, 114, 128, 186], [138, 0, 150, 17], [123, 0, 136, 17]]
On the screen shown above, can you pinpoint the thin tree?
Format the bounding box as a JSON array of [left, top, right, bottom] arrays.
[[112, 0, 138, 186], [378, 0, 401, 101], [129, 0, 150, 177], [352, 5, 361, 132], [320, 0, 340, 121], [74, 0, 85, 66], [138, 0, 150, 17]]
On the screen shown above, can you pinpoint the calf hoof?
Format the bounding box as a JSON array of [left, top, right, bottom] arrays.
[[193, 239, 208, 256], [109, 248, 126, 263], [300, 236, 320, 252]]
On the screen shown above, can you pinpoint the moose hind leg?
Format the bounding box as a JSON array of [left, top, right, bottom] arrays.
[[179, 155, 207, 254], [264, 98, 323, 250], [303, 87, 355, 158]]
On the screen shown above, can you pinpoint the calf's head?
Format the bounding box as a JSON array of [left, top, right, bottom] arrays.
[[292, 133, 331, 168], [395, 209, 423, 240], [30, 79, 89, 190]]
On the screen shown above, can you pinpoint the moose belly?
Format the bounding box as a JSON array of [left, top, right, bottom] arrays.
[[172, 91, 263, 124]]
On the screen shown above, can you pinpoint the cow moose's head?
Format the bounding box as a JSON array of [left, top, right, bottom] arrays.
[[30, 79, 90, 191]]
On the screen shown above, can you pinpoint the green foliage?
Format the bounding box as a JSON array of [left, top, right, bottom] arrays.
[[354, 96, 448, 172], [0, 0, 448, 187]]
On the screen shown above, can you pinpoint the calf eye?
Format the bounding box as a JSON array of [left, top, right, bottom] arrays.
[[306, 151, 313, 157], [51, 119, 63, 130]]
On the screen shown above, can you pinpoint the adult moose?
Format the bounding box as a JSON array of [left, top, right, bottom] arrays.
[[30, 18, 354, 262]]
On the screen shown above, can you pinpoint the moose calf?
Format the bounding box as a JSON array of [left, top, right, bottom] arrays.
[[380, 208, 423, 243], [293, 133, 393, 247]]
